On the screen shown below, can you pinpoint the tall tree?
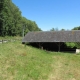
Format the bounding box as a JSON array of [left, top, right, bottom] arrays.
[[0, 0, 41, 36]]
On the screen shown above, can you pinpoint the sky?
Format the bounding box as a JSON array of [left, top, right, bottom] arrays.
[[12, 0, 80, 31]]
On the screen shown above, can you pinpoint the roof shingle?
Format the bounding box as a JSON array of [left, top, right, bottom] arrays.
[[22, 30, 80, 42]]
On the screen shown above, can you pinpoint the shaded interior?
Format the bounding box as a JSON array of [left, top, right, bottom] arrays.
[[27, 42, 76, 53]]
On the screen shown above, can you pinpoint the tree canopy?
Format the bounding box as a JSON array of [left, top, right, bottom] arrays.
[[0, 0, 41, 36]]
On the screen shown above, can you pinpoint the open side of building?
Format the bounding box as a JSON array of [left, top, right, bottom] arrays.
[[22, 30, 80, 53]]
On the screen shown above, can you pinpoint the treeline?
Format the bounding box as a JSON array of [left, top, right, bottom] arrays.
[[50, 26, 80, 31], [0, 0, 41, 36]]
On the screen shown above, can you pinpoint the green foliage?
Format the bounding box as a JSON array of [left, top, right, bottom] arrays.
[[75, 42, 80, 48], [65, 42, 76, 48], [50, 28, 55, 31], [72, 26, 80, 30], [65, 42, 80, 49], [0, 0, 41, 36], [61, 28, 65, 31], [50, 27, 59, 31]]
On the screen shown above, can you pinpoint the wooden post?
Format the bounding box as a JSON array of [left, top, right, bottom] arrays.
[[55, 42, 63, 52], [58, 42, 60, 52]]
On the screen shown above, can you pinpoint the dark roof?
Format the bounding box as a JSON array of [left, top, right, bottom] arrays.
[[22, 30, 80, 42]]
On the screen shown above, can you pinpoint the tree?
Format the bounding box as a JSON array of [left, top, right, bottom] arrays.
[[0, 0, 41, 36], [50, 27, 59, 31], [72, 26, 80, 30], [65, 42, 76, 48], [61, 29, 65, 31], [50, 28, 55, 31]]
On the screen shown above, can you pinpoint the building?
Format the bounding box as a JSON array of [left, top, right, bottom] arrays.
[[22, 30, 80, 52]]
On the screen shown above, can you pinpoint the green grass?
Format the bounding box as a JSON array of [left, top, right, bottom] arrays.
[[0, 41, 53, 80], [0, 36, 22, 40], [0, 41, 80, 80]]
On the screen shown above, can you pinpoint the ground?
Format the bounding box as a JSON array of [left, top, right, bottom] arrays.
[[0, 41, 80, 80]]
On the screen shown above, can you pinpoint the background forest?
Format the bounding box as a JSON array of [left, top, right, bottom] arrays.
[[0, 0, 41, 37]]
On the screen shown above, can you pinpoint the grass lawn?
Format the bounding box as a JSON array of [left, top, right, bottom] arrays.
[[0, 36, 22, 40], [0, 41, 80, 80]]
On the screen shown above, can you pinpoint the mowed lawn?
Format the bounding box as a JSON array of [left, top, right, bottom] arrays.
[[0, 41, 80, 80]]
